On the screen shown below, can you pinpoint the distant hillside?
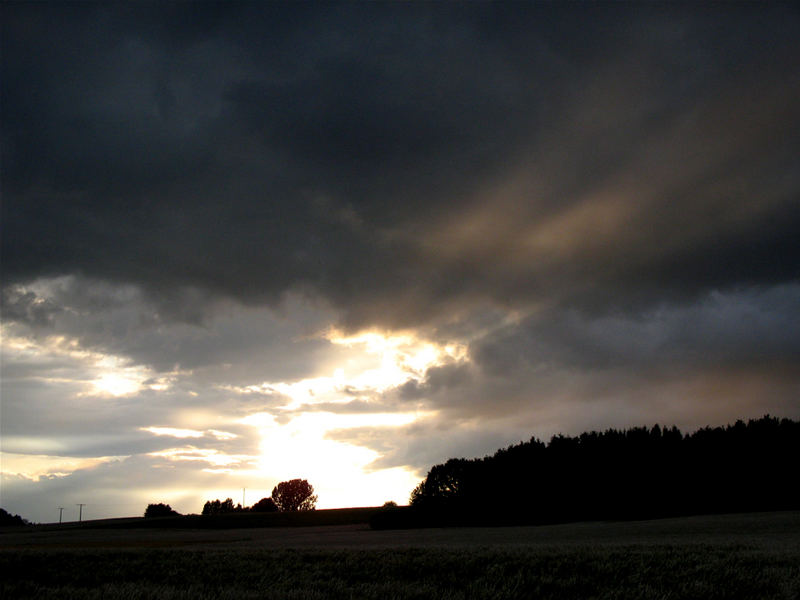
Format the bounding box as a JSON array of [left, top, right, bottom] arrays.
[[375, 416, 800, 528], [23, 507, 382, 532]]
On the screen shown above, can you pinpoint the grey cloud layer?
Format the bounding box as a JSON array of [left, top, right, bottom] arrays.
[[473, 286, 800, 375], [2, 277, 335, 379]]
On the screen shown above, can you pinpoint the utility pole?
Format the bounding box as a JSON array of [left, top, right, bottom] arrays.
[[242, 488, 246, 508], [76, 503, 86, 522], [57, 507, 64, 523]]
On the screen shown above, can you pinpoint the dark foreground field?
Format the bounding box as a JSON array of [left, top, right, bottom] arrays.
[[2, 511, 799, 599]]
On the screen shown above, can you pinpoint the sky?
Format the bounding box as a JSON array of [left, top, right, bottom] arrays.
[[2, 2, 799, 524]]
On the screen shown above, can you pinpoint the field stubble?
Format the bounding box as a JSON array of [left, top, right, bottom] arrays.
[[2, 511, 799, 599]]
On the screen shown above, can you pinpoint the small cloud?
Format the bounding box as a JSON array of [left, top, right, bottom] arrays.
[[141, 426, 205, 438], [141, 426, 238, 441], [147, 446, 256, 468]]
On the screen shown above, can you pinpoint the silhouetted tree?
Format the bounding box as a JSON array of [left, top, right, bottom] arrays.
[[250, 497, 279, 513], [0, 508, 28, 526], [144, 503, 179, 518], [271, 479, 317, 512], [202, 498, 242, 515]]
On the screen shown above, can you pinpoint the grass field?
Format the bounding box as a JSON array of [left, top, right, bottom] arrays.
[[2, 511, 799, 599]]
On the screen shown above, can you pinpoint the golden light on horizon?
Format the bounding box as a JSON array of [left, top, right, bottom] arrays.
[[0, 322, 454, 512], [213, 329, 464, 506], [238, 410, 431, 508]]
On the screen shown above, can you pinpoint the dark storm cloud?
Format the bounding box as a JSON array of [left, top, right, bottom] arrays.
[[1, 286, 63, 327], [473, 286, 800, 375], [4, 2, 799, 329], [3, 3, 800, 486]]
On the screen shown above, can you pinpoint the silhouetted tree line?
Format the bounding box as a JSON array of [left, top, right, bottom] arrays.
[[251, 497, 280, 513], [200, 496, 279, 514], [0, 508, 29, 527], [202, 498, 249, 515], [398, 416, 799, 527], [201, 479, 316, 515]]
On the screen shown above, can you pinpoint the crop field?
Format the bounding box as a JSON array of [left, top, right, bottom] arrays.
[[2, 511, 799, 599]]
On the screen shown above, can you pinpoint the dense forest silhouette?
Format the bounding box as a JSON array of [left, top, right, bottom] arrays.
[[375, 416, 799, 528]]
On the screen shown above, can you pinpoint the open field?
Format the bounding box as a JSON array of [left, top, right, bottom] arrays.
[[2, 511, 799, 599]]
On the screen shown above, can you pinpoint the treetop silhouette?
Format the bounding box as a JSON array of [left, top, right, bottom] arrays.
[[271, 479, 317, 512], [144, 503, 179, 518]]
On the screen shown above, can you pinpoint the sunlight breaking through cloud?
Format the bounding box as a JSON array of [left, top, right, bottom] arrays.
[[1, 327, 167, 398], [3, 3, 799, 524], [204, 330, 460, 506], [221, 330, 468, 411], [239, 411, 424, 508], [326, 329, 468, 383]]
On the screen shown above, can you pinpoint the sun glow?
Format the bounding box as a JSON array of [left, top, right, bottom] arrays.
[[215, 330, 464, 506], [240, 411, 425, 508], [327, 329, 467, 382], [221, 330, 467, 412], [3, 316, 458, 510], [92, 372, 142, 396]]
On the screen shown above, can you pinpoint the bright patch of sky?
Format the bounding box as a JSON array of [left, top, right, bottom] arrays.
[[0, 453, 127, 481], [2, 328, 167, 398], [1, 310, 460, 517], [222, 330, 466, 410], [141, 427, 238, 440], [214, 330, 460, 507]]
